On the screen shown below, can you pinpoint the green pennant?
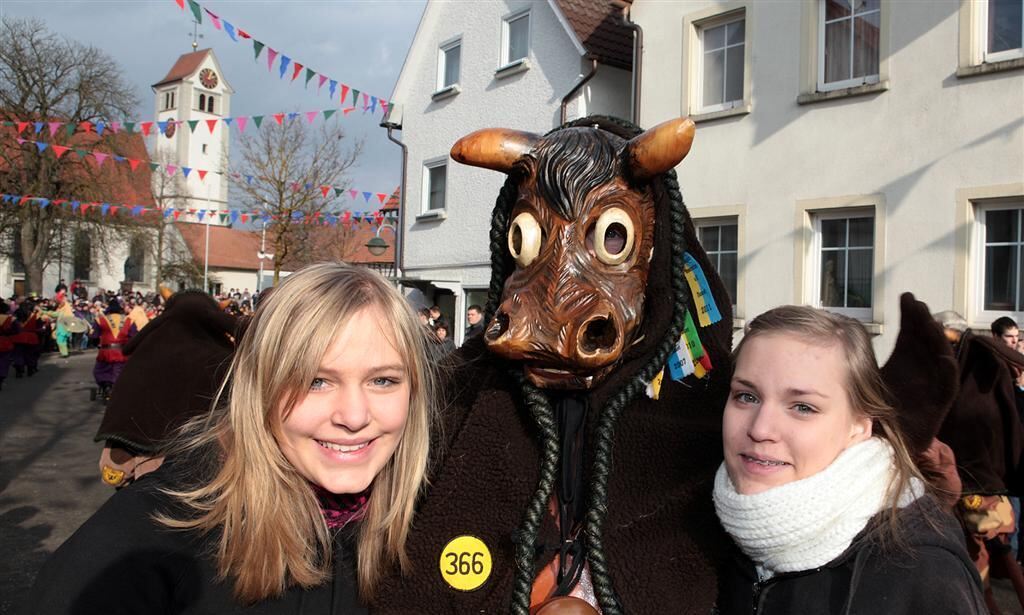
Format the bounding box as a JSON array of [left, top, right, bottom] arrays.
[[253, 40, 265, 61], [253, 115, 264, 129], [219, 213, 228, 223], [334, 187, 344, 197], [123, 122, 135, 133], [351, 89, 360, 106], [1, 121, 12, 127], [322, 109, 336, 121], [187, 120, 199, 133], [66, 124, 76, 137], [74, 149, 88, 158], [304, 68, 316, 87], [149, 162, 160, 171], [187, 0, 202, 24]]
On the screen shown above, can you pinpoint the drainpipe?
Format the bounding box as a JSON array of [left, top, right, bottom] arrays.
[[612, 0, 642, 125], [384, 125, 407, 279], [560, 56, 599, 125]]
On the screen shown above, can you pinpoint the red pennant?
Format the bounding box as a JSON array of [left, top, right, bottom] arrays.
[[238, 29, 251, 39], [140, 122, 153, 136], [342, 211, 351, 223], [376, 193, 387, 204], [174, 0, 184, 7], [173, 210, 182, 220], [79, 121, 93, 133], [374, 211, 385, 225], [110, 205, 120, 214], [51, 145, 69, 158], [340, 85, 349, 105], [197, 170, 208, 181], [206, 119, 217, 133], [80, 203, 91, 214], [342, 108, 355, 116], [273, 113, 285, 124], [291, 62, 303, 81], [18, 195, 31, 206], [128, 158, 141, 171], [241, 213, 249, 223], [16, 122, 29, 134]]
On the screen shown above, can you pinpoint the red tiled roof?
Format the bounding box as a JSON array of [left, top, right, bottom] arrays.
[[153, 49, 211, 88], [174, 221, 263, 270], [383, 186, 400, 211], [555, 0, 635, 70]]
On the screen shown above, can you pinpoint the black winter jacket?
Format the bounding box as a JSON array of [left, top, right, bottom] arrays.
[[24, 465, 364, 615], [715, 497, 985, 615]]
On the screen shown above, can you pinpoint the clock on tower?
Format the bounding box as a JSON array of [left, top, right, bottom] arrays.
[[199, 68, 218, 89]]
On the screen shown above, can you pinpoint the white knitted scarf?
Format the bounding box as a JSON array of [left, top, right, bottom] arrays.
[[712, 437, 924, 578]]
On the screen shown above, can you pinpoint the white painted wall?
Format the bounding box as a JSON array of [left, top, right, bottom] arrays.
[[632, 0, 1024, 356]]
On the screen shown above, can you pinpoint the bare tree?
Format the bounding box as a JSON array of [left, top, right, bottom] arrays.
[[0, 17, 144, 294], [232, 116, 361, 283]]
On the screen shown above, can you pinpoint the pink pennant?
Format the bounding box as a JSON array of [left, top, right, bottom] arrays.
[[92, 152, 108, 166], [362, 93, 369, 108], [380, 101, 389, 115], [204, 8, 222, 29], [236, 116, 248, 133], [110, 121, 121, 134], [273, 113, 285, 125], [197, 170, 208, 181], [47, 122, 62, 137], [166, 164, 177, 175], [15, 137, 25, 145], [305, 111, 318, 124], [267, 48, 279, 71], [206, 119, 217, 133], [318, 74, 328, 91], [291, 182, 301, 192], [349, 189, 358, 200]]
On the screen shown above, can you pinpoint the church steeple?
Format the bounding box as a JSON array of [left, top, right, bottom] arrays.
[[152, 49, 234, 224]]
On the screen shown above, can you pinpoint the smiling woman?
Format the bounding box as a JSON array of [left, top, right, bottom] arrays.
[[713, 305, 986, 614], [26, 263, 437, 614]]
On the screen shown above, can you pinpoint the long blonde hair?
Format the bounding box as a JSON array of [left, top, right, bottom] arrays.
[[158, 263, 436, 603], [735, 305, 927, 541]]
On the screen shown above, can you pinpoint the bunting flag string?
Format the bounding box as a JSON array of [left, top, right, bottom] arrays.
[[9, 135, 394, 205], [0, 192, 397, 229], [1, 105, 359, 141], [169, 0, 392, 116]]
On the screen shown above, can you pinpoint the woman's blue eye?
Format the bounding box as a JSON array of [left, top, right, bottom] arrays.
[[310, 377, 327, 391], [372, 377, 399, 387], [733, 392, 758, 404], [793, 403, 816, 415]]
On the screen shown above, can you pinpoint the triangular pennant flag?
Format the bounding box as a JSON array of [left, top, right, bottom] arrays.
[[253, 40, 265, 61], [157, 120, 169, 134], [163, 208, 174, 218], [110, 205, 120, 215], [187, 120, 199, 133], [273, 113, 285, 125], [140, 122, 153, 136], [236, 116, 248, 133], [291, 62, 303, 82], [362, 191, 372, 203], [173, 210, 182, 220], [304, 68, 316, 88], [124, 122, 135, 133], [291, 182, 301, 192], [340, 84, 349, 105], [47, 122, 61, 137], [370, 96, 378, 114], [15, 137, 25, 145], [230, 210, 239, 224], [349, 189, 358, 199], [206, 119, 217, 133], [286, 112, 298, 122], [95, 121, 105, 136], [128, 158, 141, 171], [113, 155, 125, 163], [223, 20, 238, 41], [352, 89, 360, 106], [65, 123, 76, 137], [187, 0, 202, 24], [342, 107, 355, 116], [238, 28, 251, 39], [318, 74, 328, 91], [377, 193, 387, 204], [198, 170, 207, 181], [253, 115, 264, 129], [101, 204, 110, 216], [181, 167, 192, 178], [222, 117, 233, 127], [175, 0, 184, 8], [35, 142, 48, 153], [16, 122, 29, 134], [241, 213, 248, 223], [334, 187, 343, 197], [267, 48, 279, 71], [197, 210, 205, 221], [110, 121, 121, 133], [329, 80, 337, 99], [321, 186, 330, 198], [33, 122, 44, 134], [51, 144, 69, 158], [149, 162, 160, 171], [279, 55, 291, 79], [362, 93, 369, 109], [204, 8, 222, 29], [304, 182, 313, 190], [80, 121, 93, 133], [380, 100, 390, 116], [219, 212, 228, 223], [37, 198, 50, 209], [92, 152, 108, 166], [323, 109, 336, 121], [75, 148, 88, 158], [305, 111, 318, 124], [245, 175, 254, 184], [166, 164, 177, 175]]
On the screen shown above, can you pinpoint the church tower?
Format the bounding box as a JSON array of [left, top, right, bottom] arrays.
[[151, 48, 233, 223]]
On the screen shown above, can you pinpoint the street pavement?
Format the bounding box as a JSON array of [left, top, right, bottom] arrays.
[[0, 349, 111, 615]]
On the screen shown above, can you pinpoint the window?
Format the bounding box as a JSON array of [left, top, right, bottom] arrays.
[[502, 10, 530, 66], [198, 93, 206, 111], [125, 237, 147, 283], [699, 15, 745, 112], [423, 159, 447, 212], [207, 95, 215, 114], [202, 144, 208, 154], [697, 221, 738, 308], [73, 231, 91, 281], [983, 0, 1023, 62], [819, 0, 880, 90], [813, 212, 874, 319], [438, 38, 461, 91], [979, 203, 1024, 314], [163, 91, 176, 111]]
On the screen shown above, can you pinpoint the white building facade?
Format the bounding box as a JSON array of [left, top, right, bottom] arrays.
[[389, 0, 634, 343], [631, 0, 1024, 355]]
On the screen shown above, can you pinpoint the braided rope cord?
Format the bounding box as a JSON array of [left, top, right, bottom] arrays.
[[484, 116, 692, 614]]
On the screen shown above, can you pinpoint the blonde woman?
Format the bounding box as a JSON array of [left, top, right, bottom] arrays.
[[28, 263, 436, 613]]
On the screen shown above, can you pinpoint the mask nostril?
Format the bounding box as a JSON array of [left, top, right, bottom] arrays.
[[485, 312, 510, 342], [580, 317, 617, 354]]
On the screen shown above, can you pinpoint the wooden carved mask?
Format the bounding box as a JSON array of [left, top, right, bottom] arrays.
[[451, 119, 695, 390]]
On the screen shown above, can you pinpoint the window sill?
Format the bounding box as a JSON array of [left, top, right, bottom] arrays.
[[797, 80, 889, 105], [691, 103, 751, 123], [431, 84, 461, 101], [956, 57, 1024, 78], [415, 210, 447, 222], [495, 58, 530, 79]]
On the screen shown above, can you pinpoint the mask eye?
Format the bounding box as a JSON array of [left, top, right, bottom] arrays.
[[508, 211, 543, 267], [589, 207, 635, 265]]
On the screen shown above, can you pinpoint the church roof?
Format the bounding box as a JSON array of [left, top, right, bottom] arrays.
[[153, 49, 213, 88]]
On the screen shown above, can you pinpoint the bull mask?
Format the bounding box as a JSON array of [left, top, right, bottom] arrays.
[[451, 118, 695, 390]]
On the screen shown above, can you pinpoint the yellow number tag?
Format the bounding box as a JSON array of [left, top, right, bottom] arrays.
[[439, 535, 492, 592]]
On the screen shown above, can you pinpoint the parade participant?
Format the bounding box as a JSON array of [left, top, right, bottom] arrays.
[[95, 288, 237, 488], [0, 302, 18, 390], [93, 298, 134, 401], [713, 305, 984, 614], [42, 291, 75, 358], [11, 301, 43, 378], [28, 263, 437, 613]]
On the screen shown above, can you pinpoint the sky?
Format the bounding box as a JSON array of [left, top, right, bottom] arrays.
[[0, 0, 427, 206]]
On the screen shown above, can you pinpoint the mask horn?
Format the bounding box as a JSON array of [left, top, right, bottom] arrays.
[[623, 118, 696, 182], [450, 128, 540, 174], [158, 285, 174, 301]]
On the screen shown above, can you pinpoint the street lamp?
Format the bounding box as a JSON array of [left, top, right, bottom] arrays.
[[256, 220, 274, 292]]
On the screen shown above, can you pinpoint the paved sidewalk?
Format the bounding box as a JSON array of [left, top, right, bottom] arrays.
[[0, 350, 111, 615]]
